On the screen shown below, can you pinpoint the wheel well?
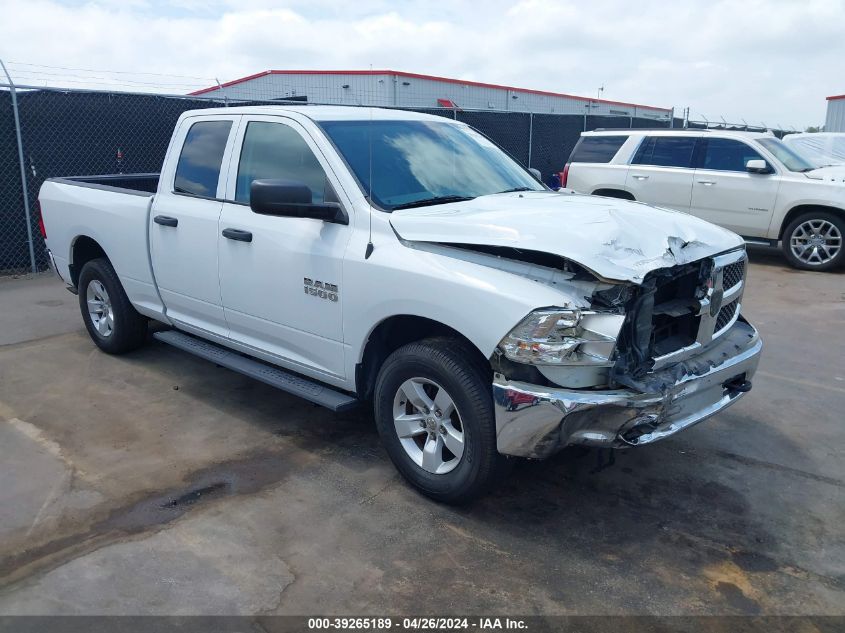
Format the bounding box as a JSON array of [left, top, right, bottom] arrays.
[[69, 236, 108, 287], [779, 205, 845, 239], [356, 315, 490, 401], [592, 188, 635, 201]]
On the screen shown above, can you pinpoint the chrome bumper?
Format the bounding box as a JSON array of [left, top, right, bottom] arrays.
[[493, 321, 762, 458]]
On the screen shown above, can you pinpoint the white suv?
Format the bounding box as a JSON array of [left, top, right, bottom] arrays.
[[563, 129, 845, 270]]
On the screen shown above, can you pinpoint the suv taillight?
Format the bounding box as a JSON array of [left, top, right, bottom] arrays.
[[36, 200, 46, 239], [561, 163, 570, 188]]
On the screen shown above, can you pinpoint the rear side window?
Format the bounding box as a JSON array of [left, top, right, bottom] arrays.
[[702, 138, 764, 172], [174, 120, 232, 197], [570, 136, 628, 163], [235, 121, 330, 204], [632, 136, 696, 168]]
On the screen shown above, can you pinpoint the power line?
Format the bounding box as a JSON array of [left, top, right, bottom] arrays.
[[4, 74, 205, 91], [6, 69, 207, 88], [7, 61, 215, 81]]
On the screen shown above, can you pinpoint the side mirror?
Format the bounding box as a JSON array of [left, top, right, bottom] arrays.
[[528, 167, 542, 181], [250, 179, 347, 224], [746, 159, 771, 174]]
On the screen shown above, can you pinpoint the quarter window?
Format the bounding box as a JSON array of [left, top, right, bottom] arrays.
[[235, 121, 331, 204], [632, 136, 697, 168], [174, 120, 232, 197], [702, 138, 764, 172], [569, 136, 628, 163]]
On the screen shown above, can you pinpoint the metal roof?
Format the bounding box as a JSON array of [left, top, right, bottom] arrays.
[[190, 69, 672, 112]]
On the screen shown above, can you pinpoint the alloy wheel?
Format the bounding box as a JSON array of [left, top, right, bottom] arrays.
[[790, 219, 842, 266], [86, 279, 114, 337], [392, 377, 465, 474]]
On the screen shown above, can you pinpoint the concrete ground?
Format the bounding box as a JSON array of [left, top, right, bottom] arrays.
[[0, 250, 843, 616]]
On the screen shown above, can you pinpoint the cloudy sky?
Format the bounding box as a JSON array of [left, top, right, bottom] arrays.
[[2, 0, 843, 128]]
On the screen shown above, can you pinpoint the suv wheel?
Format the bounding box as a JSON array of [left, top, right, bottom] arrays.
[[78, 258, 148, 354], [373, 338, 507, 503], [782, 212, 844, 271]]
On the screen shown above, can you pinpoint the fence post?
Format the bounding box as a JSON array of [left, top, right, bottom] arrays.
[[1, 59, 37, 274], [215, 78, 228, 107], [527, 112, 533, 168]]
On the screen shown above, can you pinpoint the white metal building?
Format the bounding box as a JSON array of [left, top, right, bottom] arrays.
[[825, 94, 845, 132], [191, 70, 672, 120]]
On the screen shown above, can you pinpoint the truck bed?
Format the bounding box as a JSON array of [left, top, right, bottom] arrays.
[[39, 174, 164, 320], [49, 173, 160, 195]]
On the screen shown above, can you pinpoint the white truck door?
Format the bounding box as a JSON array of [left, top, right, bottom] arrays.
[[150, 115, 240, 337], [218, 116, 351, 380], [690, 137, 780, 237], [624, 136, 696, 212]]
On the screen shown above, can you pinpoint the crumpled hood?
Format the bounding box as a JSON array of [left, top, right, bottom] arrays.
[[390, 191, 744, 283], [805, 165, 845, 183]]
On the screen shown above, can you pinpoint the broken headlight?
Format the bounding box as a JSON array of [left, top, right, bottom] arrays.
[[499, 308, 621, 366]]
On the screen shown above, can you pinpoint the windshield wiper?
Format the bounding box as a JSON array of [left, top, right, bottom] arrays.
[[391, 195, 476, 210], [494, 187, 534, 194]]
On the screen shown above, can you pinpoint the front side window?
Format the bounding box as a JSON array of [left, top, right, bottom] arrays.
[[701, 138, 765, 172], [174, 120, 232, 197], [318, 120, 544, 210], [570, 136, 628, 163], [235, 121, 331, 204], [632, 136, 697, 168]]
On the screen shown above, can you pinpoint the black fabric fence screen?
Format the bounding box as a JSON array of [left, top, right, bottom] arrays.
[[0, 87, 771, 274]]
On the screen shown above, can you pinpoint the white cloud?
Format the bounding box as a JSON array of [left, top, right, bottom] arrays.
[[1, 0, 843, 127]]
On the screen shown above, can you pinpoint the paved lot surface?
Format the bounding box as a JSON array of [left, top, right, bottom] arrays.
[[0, 250, 843, 616]]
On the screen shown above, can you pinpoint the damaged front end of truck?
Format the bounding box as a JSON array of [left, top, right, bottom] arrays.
[[389, 192, 763, 459], [490, 248, 761, 458]]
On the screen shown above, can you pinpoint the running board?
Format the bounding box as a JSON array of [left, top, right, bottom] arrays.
[[153, 330, 359, 412], [742, 237, 778, 247]]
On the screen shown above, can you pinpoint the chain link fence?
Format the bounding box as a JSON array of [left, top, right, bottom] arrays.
[[0, 82, 782, 276]]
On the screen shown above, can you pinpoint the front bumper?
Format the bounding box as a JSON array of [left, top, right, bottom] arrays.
[[493, 320, 762, 458]]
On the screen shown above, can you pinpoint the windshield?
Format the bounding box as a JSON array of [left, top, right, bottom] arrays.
[[757, 137, 817, 172], [318, 120, 544, 210], [783, 135, 845, 168]]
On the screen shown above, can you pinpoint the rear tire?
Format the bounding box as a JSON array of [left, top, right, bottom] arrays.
[[78, 258, 148, 354], [373, 338, 507, 504], [781, 211, 845, 271]]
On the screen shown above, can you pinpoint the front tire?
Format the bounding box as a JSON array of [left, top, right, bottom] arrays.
[[78, 258, 148, 354], [373, 338, 507, 504], [781, 212, 845, 271]]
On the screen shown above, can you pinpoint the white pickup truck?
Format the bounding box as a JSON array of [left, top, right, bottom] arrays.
[[39, 106, 762, 502], [563, 129, 845, 270]]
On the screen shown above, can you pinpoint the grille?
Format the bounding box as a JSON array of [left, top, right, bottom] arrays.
[[715, 299, 738, 332], [722, 260, 745, 290]]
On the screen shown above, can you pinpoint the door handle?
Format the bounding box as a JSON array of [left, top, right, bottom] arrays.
[[697, 180, 716, 185], [154, 215, 178, 227], [631, 174, 649, 180], [222, 228, 253, 243]]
